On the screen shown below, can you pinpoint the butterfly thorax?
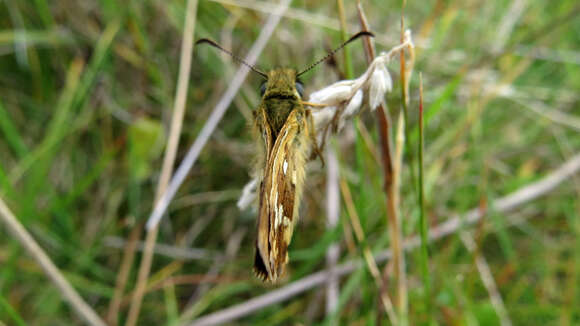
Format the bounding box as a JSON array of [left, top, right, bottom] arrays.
[[261, 68, 303, 135]]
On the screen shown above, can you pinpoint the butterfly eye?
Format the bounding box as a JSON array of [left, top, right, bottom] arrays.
[[259, 82, 267, 96], [295, 81, 304, 97]]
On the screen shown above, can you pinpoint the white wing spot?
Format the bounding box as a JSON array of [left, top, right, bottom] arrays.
[[283, 160, 288, 175], [276, 204, 284, 228]]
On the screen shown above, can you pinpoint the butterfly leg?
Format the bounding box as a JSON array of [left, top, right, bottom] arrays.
[[305, 109, 325, 166]]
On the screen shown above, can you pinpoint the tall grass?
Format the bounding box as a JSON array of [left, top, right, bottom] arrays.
[[1, 1, 580, 325]]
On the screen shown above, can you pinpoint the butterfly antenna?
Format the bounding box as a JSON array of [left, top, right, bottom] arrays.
[[297, 31, 374, 77], [196, 38, 268, 79]]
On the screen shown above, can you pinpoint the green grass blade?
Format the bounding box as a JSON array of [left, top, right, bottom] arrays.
[[417, 73, 432, 321], [0, 101, 28, 158], [0, 293, 27, 326]]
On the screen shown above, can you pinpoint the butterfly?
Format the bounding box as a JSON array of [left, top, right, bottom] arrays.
[[196, 31, 373, 282]]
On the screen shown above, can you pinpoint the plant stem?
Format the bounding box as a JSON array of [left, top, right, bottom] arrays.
[[126, 1, 199, 324], [418, 73, 432, 321], [336, 0, 352, 78], [392, 112, 408, 325], [0, 197, 107, 326]]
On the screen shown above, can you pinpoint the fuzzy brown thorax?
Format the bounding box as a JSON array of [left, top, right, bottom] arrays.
[[262, 68, 303, 135]]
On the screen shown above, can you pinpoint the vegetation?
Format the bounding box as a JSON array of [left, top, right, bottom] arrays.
[[1, 0, 579, 325]]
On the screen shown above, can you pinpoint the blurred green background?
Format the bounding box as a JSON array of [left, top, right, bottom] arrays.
[[1, 0, 579, 325]]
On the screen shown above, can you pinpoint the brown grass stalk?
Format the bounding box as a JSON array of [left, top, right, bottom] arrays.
[[125, 0, 199, 324], [0, 198, 107, 326], [106, 225, 141, 325], [460, 231, 513, 326], [355, 2, 394, 189], [356, 1, 409, 322], [389, 112, 408, 322], [340, 178, 398, 324]]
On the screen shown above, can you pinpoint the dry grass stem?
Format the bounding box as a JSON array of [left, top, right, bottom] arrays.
[[492, 0, 529, 54], [106, 226, 141, 325], [126, 0, 199, 324], [324, 0, 348, 316], [209, 0, 340, 30], [188, 153, 580, 325], [172, 189, 241, 209], [178, 228, 246, 323], [103, 236, 217, 260], [147, 0, 292, 230], [340, 178, 398, 324], [390, 112, 408, 321], [0, 198, 107, 326], [325, 146, 340, 316], [358, 1, 397, 320], [355, 120, 381, 164], [207, 0, 404, 47], [356, 3, 414, 322], [402, 29, 415, 108], [460, 231, 513, 326], [509, 97, 580, 131], [514, 45, 580, 65]]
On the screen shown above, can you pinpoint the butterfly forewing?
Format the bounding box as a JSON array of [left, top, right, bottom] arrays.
[[253, 69, 308, 282]]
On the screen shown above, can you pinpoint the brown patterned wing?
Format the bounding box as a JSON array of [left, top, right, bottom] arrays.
[[253, 106, 274, 281], [254, 108, 308, 282]]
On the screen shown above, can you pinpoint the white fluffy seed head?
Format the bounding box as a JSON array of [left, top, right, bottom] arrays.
[[311, 105, 336, 133], [308, 82, 354, 106], [344, 89, 363, 117], [368, 63, 392, 110]]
